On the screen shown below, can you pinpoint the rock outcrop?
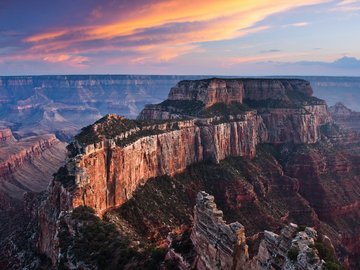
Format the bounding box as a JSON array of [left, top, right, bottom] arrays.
[[191, 191, 325, 270], [0, 128, 16, 143], [44, 113, 266, 218], [242, 79, 313, 100], [139, 78, 331, 144], [259, 105, 330, 144], [329, 102, 360, 131], [191, 191, 249, 270], [167, 79, 313, 106], [0, 133, 66, 200], [168, 79, 244, 107]]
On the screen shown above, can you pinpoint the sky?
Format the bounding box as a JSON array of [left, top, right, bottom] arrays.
[[0, 0, 360, 76]]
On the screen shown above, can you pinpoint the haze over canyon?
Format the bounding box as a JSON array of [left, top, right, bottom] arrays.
[[0, 76, 359, 270]]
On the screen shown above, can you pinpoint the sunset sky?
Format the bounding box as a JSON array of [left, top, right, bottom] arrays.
[[1, 0, 360, 76]]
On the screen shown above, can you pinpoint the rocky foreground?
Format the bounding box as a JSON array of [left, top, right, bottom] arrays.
[[1, 78, 359, 269], [191, 191, 325, 270]]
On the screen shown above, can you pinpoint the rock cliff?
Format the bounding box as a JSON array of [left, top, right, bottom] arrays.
[[0, 132, 66, 200], [42, 112, 266, 218], [191, 191, 249, 270], [140, 78, 330, 144], [0, 75, 208, 141], [1, 75, 358, 141], [168, 79, 244, 107], [191, 191, 325, 270], [329, 102, 360, 131], [0, 128, 16, 143]]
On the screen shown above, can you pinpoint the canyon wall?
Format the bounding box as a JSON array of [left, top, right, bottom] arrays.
[[0, 131, 66, 200], [0, 75, 208, 140], [168, 79, 244, 107], [51, 113, 266, 217], [260, 105, 330, 144], [242, 79, 313, 100], [329, 102, 360, 131], [0, 75, 358, 141], [140, 78, 331, 144], [167, 78, 313, 105], [0, 128, 16, 143]]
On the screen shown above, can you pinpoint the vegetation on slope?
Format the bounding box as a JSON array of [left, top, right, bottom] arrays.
[[157, 100, 251, 118], [74, 115, 140, 145], [53, 166, 75, 188], [58, 206, 170, 270], [73, 114, 180, 148], [313, 241, 345, 270], [54, 141, 357, 268], [158, 99, 205, 116], [244, 89, 324, 109]]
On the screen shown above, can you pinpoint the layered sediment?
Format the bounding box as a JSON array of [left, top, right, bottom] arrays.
[[36, 78, 338, 266], [47, 113, 267, 217], [0, 132, 66, 200], [330, 102, 360, 131]]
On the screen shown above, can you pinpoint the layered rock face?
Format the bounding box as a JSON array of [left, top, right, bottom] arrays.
[[37, 78, 335, 265], [1, 75, 358, 141], [167, 79, 313, 106], [191, 191, 249, 270], [285, 142, 360, 268], [140, 78, 331, 144], [0, 128, 16, 143], [0, 131, 66, 200], [329, 102, 360, 131], [259, 105, 330, 144], [191, 191, 325, 270], [49, 113, 266, 217], [168, 79, 244, 107], [242, 79, 313, 100], [0, 75, 208, 141]]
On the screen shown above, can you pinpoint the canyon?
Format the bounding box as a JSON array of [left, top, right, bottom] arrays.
[[0, 77, 359, 270], [0, 75, 207, 141], [0, 75, 358, 142], [329, 102, 360, 131], [0, 128, 66, 203], [191, 191, 325, 270], [40, 78, 330, 220]]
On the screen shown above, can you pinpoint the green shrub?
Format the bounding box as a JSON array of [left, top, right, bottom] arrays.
[[172, 230, 193, 255], [159, 100, 205, 116], [315, 242, 345, 270], [325, 261, 346, 270], [297, 225, 306, 232], [53, 166, 75, 188], [288, 246, 299, 261]]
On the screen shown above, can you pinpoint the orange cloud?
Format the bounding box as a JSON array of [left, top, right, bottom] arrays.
[[27, 0, 328, 42], [22, 0, 330, 63], [43, 54, 88, 64], [24, 30, 68, 43]]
